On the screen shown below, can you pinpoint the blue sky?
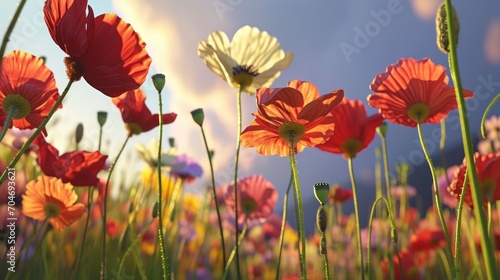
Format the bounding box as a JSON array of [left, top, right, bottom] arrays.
[[1, 0, 500, 231]]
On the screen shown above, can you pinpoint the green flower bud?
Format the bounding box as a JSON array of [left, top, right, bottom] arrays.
[[191, 108, 205, 127], [391, 227, 398, 244], [97, 111, 108, 127], [316, 206, 327, 233], [319, 235, 327, 255], [313, 182, 330, 205], [376, 122, 388, 138], [75, 123, 84, 144], [151, 73, 166, 93], [152, 201, 159, 219], [436, 2, 460, 54], [168, 137, 175, 149]]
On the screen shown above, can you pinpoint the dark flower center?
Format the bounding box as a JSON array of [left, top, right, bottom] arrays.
[[64, 57, 84, 81], [407, 103, 430, 123], [2, 94, 31, 119], [241, 197, 258, 215], [126, 123, 142, 136], [44, 202, 61, 218], [278, 122, 305, 144], [340, 138, 363, 158], [232, 65, 258, 89]]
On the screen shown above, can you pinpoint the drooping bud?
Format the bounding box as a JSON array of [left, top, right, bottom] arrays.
[[75, 123, 84, 144], [376, 122, 388, 138], [435, 2, 460, 53], [97, 111, 108, 127], [313, 182, 330, 205], [152, 201, 159, 219], [191, 108, 205, 127], [151, 73, 166, 93], [168, 137, 175, 149], [316, 206, 327, 233]]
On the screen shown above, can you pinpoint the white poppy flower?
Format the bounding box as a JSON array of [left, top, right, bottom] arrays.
[[135, 139, 184, 169], [198, 26, 293, 95]]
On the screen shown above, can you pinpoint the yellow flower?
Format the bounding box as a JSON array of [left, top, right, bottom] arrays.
[[140, 167, 175, 200], [198, 26, 293, 95]]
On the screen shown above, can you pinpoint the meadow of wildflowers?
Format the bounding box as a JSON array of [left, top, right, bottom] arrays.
[[1, 1, 500, 280]]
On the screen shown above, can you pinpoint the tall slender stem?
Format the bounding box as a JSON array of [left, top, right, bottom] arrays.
[[444, 1, 497, 278], [454, 166, 468, 276], [347, 158, 365, 280], [222, 224, 248, 280], [378, 132, 394, 212], [200, 126, 226, 270], [289, 145, 307, 280], [156, 89, 169, 280], [0, 79, 74, 185], [416, 122, 453, 273], [275, 172, 293, 280], [101, 135, 130, 280], [0, 107, 16, 143], [0, 0, 27, 68], [232, 86, 243, 278]]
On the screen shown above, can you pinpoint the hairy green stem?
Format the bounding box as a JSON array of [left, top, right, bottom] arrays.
[[347, 158, 365, 280], [0, 0, 27, 67], [417, 122, 454, 274], [444, 0, 498, 278], [454, 166, 468, 277], [200, 125, 226, 270], [101, 136, 130, 280], [275, 172, 293, 280], [290, 145, 307, 279]]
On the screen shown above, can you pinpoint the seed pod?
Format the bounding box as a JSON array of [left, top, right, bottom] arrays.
[[316, 206, 327, 233], [319, 235, 327, 255], [436, 2, 460, 53], [391, 227, 398, 244]]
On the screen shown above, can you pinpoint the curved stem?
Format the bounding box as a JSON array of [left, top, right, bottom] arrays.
[[156, 89, 169, 280], [480, 93, 500, 139], [0, 0, 27, 67], [222, 224, 248, 279], [347, 158, 365, 280], [378, 132, 394, 213], [290, 145, 307, 280], [0, 79, 74, 186], [101, 135, 130, 280], [275, 172, 293, 280], [445, 0, 497, 278], [232, 86, 243, 278], [200, 126, 226, 270], [417, 122, 453, 273]]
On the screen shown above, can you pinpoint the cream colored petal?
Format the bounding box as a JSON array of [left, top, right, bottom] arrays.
[[230, 26, 286, 72], [198, 40, 227, 80], [247, 52, 294, 94], [198, 33, 238, 87]]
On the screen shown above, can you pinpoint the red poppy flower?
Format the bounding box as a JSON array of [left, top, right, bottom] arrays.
[[0, 50, 60, 132], [44, 0, 151, 97], [316, 97, 383, 158], [409, 228, 446, 252], [448, 152, 500, 207], [241, 80, 344, 156], [368, 57, 473, 127], [112, 89, 177, 136], [224, 175, 278, 224], [381, 248, 421, 280], [328, 184, 353, 204], [34, 135, 107, 187]]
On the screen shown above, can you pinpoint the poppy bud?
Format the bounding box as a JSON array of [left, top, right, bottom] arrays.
[[391, 227, 398, 244], [97, 111, 108, 127], [151, 73, 166, 93], [435, 2, 460, 53], [75, 123, 84, 144], [319, 235, 327, 255], [152, 201, 159, 218], [191, 108, 205, 127], [376, 122, 388, 138], [313, 182, 330, 205], [169, 137, 175, 149], [316, 206, 327, 233]]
